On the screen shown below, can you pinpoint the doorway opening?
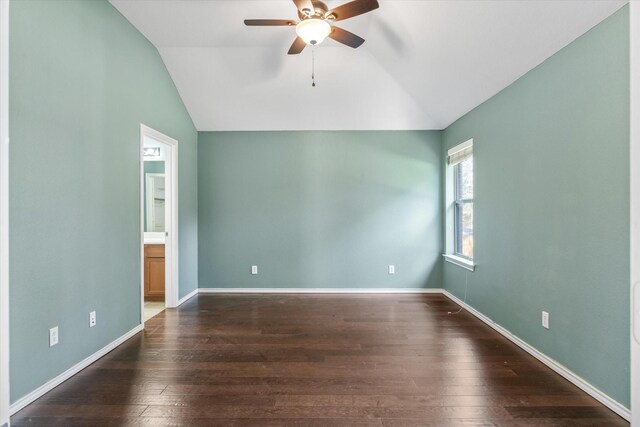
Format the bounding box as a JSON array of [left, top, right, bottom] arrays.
[[140, 125, 178, 325]]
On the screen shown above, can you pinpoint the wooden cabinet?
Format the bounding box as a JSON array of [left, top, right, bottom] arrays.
[[144, 244, 165, 301]]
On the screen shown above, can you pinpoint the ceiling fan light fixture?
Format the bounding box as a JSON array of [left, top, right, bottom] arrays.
[[295, 18, 331, 45]]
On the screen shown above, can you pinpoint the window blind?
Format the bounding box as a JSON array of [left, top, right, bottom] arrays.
[[448, 145, 473, 166]]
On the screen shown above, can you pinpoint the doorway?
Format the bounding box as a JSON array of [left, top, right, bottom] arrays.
[[140, 125, 178, 325]]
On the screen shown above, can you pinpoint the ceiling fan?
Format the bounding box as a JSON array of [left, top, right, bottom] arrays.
[[244, 0, 380, 55]]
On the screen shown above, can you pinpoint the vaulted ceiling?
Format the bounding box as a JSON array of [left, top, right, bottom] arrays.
[[109, 0, 626, 131]]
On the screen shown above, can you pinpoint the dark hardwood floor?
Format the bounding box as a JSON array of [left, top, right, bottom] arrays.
[[12, 294, 628, 426]]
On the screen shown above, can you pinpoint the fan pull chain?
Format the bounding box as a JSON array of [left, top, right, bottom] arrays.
[[311, 48, 316, 87]]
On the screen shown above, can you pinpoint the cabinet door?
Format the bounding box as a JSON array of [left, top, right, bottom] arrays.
[[147, 258, 165, 298]]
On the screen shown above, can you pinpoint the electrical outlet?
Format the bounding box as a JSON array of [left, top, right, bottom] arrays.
[[388, 265, 395, 275], [542, 311, 549, 329], [49, 326, 59, 347], [251, 265, 258, 275], [89, 311, 96, 328]]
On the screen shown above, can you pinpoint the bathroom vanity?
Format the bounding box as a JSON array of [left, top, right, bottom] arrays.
[[144, 242, 165, 301]]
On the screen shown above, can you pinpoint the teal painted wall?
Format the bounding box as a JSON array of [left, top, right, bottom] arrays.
[[442, 6, 630, 407], [143, 161, 165, 231], [9, 0, 198, 402], [198, 131, 442, 290]]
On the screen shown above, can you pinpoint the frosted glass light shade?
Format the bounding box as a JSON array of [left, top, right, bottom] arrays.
[[295, 19, 331, 45]]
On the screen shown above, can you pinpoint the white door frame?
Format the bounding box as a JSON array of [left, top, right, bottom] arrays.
[[0, 0, 10, 425], [140, 124, 179, 325], [631, 2, 639, 425]]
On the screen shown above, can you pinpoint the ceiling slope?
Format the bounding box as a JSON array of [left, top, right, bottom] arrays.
[[110, 0, 627, 131]]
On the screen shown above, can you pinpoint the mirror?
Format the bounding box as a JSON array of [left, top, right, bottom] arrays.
[[144, 161, 166, 233], [146, 174, 165, 232]]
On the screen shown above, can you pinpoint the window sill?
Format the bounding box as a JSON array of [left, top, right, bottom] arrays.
[[443, 254, 475, 272]]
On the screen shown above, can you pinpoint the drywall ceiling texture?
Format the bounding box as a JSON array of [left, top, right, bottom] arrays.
[[110, 0, 627, 131]]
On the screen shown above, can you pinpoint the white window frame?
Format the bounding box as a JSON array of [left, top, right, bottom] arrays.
[[444, 139, 475, 272]]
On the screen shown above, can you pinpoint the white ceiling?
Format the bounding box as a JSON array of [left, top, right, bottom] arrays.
[[109, 0, 627, 131]]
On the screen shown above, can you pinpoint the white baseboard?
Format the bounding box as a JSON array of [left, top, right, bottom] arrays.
[[177, 288, 198, 306], [441, 290, 631, 421], [198, 288, 443, 294], [9, 324, 143, 416]]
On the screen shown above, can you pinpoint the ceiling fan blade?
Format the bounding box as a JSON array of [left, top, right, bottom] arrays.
[[288, 37, 307, 55], [244, 19, 296, 26], [329, 26, 365, 48], [293, 0, 315, 15], [327, 0, 379, 21]]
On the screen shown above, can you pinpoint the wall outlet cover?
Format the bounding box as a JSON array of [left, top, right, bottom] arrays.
[[251, 265, 258, 275], [49, 326, 59, 347], [89, 311, 96, 328], [542, 311, 550, 329], [388, 265, 395, 275]]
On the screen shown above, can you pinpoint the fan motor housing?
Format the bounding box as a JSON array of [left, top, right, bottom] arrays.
[[298, 1, 332, 21]]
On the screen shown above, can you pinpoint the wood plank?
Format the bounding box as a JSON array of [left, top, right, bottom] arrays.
[[10, 294, 628, 425]]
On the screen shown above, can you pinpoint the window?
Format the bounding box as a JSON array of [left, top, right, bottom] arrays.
[[453, 155, 473, 259], [445, 139, 474, 270]]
